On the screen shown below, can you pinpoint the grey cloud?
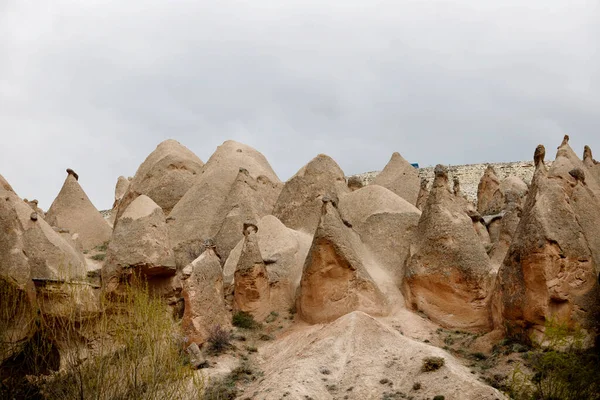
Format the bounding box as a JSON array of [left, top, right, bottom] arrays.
[[1, 0, 598, 210]]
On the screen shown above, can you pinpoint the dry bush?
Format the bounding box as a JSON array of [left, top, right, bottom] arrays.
[[2, 276, 202, 400], [207, 325, 232, 355]]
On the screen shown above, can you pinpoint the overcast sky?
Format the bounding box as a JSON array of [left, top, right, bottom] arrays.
[[1, 0, 598, 210]]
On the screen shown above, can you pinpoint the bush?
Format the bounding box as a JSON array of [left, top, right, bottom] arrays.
[[421, 356, 445, 372], [207, 325, 232, 355], [91, 253, 106, 261], [232, 311, 260, 330]]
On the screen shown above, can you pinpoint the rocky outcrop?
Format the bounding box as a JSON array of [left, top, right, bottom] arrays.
[[338, 185, 421, 284], [45, 170, 112, 251], [416, 178, 429, 210], [224, 215, 312, 313], [404, 165, 494, 331], [296, 198, 388, 324], [487, 192, 522, 271], [113, 176, 131, 208], [103, 195, 176, 293], [213, 168, 282, 266], [273, 154, 349, 235], [495, 140, 600, 341], [168, 140, 281, 267], [372, 152, 420, 205], [477, 166, 500, 214], [181, 241, 230, 344], [233, 223, 271, 320], [114, 140, 204, 222]]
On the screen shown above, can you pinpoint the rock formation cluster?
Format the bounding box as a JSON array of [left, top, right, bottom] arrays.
[[2, 136, 599, 399]]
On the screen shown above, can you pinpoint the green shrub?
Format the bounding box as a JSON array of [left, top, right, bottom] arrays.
[[421, 356, 445, 372], [232, 311, 260, 330], [91, 253, 106, 261]]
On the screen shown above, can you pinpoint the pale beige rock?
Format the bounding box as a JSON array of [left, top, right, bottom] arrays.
[[0, 174, 15, 193], [404, 165, 494, 332], [273, 154, 349, 235], [477, 165, 500, 213], [169, 140, 281, 267], [113, 176, 131, 207], [416, 178, 429, 210], [233, 223, 271, 320], [372, 152, 420, 205], [103, 195, 176, 292], [45, 171, 112, 250], [26, 199, 45, 219], [495, 141, 600, 341], [213, 168, 282, 265], [243, 312, 506, 400], [583, 145, 600, 186], [224, 215, 312, 313], [181, 243, 230, 345], [338, 185, 421, 285], [296, 199, 388, 324], [488, 194, 522, 271], [115, 139, 204, 220]]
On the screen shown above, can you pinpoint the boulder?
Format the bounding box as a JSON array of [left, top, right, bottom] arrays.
[[495, 141, 600, 341], [416, 178, 429, 210], [45, 169, 112, 251], [477, 166, 500, 214], [103, 195, 176, 293], [404, 165, 494, 331], [223, 215, 312, 313], [273, 154, 349, 235], [168, 140, 281, 267], [338, 185, 421, 284], [181, 241, 230, 344], [296, 198, 388, 324], [372, 152, 420, 205], [233, 223, 271, 321], [114, 139, 204, 220], [26, 199, 45, 219]]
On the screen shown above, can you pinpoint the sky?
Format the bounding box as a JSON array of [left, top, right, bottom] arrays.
[[1, 0, 599, 210]]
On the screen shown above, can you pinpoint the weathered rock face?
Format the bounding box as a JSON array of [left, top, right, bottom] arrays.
[[103, 195, 176, 293], [338, 185, 421, 285], [404, 165, 494, 332], [115, 140, 204, 221], [168, 140, 281, 267], [583, 145, 600, 184], [181, 242, 230, 344], [213, 168, 282, 266], [477, 166, 500, 214], [273, 154, 349, 235], [233, 223, 271, 320], [416, 178, 429, 211], [372, 152, 420, 205], [0, 174, 15, 193], [496, 142, 600, 340], [296, 199, 388, 324], [26, 199, 45, 219], [224, 215, 312, 313], [488, 193, 522, 271], [45, 170, 112, 251], [113, 176, 131, 207]]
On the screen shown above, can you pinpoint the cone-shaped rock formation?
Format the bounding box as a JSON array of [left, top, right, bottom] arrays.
[[495, 141, 600, 340], [169, 140, 281, 267], [45, 169, 112, 250], [273, 154, 349, 235], [296, 198, 388, 324], [181, 240, 230, 344], [372, 152, 420, 205], [477, 166, 500, 214], [233, 223, 271, 320], [404, 165, 493, 331], [115, 140, 204, 220]]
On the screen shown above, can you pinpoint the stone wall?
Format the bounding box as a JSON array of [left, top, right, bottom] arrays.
[[349, 160, 552, 203]]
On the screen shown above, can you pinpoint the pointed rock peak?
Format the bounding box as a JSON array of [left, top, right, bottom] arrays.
[[236, 222, 264, 272], [66, 168, 79, 181], [534, 145, 546, 169], [484, 165, 499, 180], [432, 164, 450, 189], [453, 176, 461, 196], [121, 194, 161, 220], [559, 134, 570, 148], [46, 168, 111, 250], [0, 174, 15, 194], [583, 145, 593, 161], [294, 154, 346, 179], [372, 151, 420, 205], [208, 140, 280, 183]]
